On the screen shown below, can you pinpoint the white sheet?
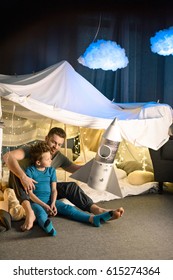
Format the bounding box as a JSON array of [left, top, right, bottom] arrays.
[[57, 172, 157, 205], [0, 60, 173, 149]]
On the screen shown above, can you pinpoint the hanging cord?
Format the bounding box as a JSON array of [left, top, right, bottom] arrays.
[[92, 13, 102, 42]]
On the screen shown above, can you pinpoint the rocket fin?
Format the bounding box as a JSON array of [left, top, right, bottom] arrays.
[[69, 158, 94, 183], [106, 168, 124, 198], [70, 159, 123, 198]]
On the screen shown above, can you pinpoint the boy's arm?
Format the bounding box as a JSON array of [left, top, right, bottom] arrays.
[[29, 190, 54, 214], [51, 182, 58, 205], [3, 149, 36, 193], [50, 181, 58, 216]]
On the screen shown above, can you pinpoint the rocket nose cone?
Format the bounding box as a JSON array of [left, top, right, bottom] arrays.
[[110, 118, 117, 126], [103, 117, 121, 141]]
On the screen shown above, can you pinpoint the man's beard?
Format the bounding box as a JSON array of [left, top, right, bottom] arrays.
[[50, 148, 57, 155]]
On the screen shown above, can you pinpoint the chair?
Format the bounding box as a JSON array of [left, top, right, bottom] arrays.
[[149, 137, 173, 193]]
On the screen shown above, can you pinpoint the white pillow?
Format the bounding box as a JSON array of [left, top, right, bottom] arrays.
[[114, 165, 127, 180]]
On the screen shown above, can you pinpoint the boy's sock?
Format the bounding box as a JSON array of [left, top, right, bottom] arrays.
[[93, 211, 113, 227], [44, 219, 57, 236]]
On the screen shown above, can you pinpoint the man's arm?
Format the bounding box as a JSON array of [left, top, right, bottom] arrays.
[[63, 162, 82, 173], [3, 149, 26, 178], [52, 151, 83, 173], [3, 149, 36, 193]]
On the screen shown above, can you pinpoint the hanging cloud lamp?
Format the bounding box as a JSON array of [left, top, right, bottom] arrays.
[[150, 27, 173, 56], [78, 39, 129, 71]]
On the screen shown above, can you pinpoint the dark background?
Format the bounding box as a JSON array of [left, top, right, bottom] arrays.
[[0, 0, 173, 105]]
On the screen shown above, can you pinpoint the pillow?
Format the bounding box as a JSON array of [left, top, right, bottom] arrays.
[[117, 161, 153, 175], [164, 182, 173, 187], [163, 182, 173, 193], [3, 188, 25, 221], [0, 165, 9, 192], [0, 200, 8, 211], [114, 165, 127, 179], [127, 170, 154, 185]]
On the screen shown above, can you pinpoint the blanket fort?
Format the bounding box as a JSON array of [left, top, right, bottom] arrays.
[[0, 60, 173, 150]]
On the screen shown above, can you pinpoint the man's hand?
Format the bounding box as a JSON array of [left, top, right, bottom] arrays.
[[20, 175, 37, 194]]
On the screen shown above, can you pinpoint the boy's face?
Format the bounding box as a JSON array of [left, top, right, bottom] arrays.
[[39, 151, 52, 167], [45, 134, 64, 155]]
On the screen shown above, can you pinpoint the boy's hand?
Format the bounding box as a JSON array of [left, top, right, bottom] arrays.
[[50, 204, 57, 216]]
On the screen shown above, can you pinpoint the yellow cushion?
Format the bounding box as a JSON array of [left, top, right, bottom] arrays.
[[128, 170, 154, 185], [164, 182, 173, 188], [164, 182, 173, 193], [117, 161, 153, 175]]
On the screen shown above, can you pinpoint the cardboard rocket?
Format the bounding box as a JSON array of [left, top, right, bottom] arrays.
[[70, 118, 123, 198]]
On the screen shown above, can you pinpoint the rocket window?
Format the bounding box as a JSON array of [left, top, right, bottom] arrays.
[[98, 145, 111, 159]]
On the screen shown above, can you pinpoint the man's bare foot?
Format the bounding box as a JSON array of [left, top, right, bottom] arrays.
[[111, 207, 124, 220], [21, 211, 36, 231], [21, 200, 36, 231], [90, 204, 124, 220]]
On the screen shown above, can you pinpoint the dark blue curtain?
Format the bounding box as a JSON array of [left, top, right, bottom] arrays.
[[0, 2, 173, 106]]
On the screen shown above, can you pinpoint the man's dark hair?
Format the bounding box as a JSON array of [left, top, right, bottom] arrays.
[[47, 127, 66, 139]]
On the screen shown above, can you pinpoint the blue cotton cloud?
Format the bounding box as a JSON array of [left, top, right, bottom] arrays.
[[150, 27, 173, 56], [78, 39, 129, 71]]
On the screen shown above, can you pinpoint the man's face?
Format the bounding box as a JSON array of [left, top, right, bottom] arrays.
[[45, 134, 64, 155]]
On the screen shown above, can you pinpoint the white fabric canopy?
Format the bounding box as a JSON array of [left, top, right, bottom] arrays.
[[0, 60, 173, 149]]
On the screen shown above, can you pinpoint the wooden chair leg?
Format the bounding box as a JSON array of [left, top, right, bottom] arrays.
[[158, 182, 163, 194]]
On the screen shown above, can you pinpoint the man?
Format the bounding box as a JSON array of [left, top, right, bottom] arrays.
[[3, 127, 124, 231]]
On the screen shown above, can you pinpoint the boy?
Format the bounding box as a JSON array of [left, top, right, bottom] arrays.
[[26, 142, 114, 236]]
